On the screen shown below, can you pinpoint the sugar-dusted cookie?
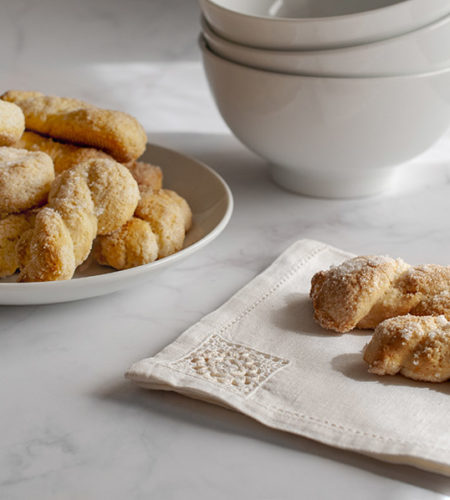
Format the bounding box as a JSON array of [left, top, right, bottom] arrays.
[[125, 161, 163, 192], [19, 158, 139, 281], [95, 217, 159, 270], [15, 131, 112, 174], [0, 100, 25, 146], [0, 147, 54, 216], [135, 189, 192, 258], [310, 256, 450, 333], [0, 212, 36, 277], [17, 207, 75, 282], [2, 90, 147, 162], [364, 314, 450, 382]]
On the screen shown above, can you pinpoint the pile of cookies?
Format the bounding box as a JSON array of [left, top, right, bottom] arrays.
[[0, 90, 191, 282], [310, 256, 450, 383]]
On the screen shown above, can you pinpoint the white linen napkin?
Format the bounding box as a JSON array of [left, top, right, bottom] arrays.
[[126, 239, 450, 476]]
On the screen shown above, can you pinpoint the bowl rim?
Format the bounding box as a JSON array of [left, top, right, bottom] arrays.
[[200, 35, 450, 80], [200, 0, 430, 24], [201, 13, 450, 58]]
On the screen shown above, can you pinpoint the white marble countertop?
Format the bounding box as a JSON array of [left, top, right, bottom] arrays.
[[1, 0, 449, 498]]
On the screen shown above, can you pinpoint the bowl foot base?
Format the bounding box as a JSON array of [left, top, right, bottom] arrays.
[[270, 164, 397, 198]]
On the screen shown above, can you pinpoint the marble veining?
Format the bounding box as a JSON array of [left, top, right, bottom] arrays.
[[0, 0, 449, 499]]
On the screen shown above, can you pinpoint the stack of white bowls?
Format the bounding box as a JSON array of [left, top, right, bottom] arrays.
[[199, 0, 450, 197]]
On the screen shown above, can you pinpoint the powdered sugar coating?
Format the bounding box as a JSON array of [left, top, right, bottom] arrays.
[[311, 255, 450, 333], [364, 315, 450, 382], [310, 255, 410, 333], [2, 90, 147, 163], [0, 100, 24, 146], [95, 217, 158, 270], [0, 146, 54, 216], [0, 212, 35, 277], [135, 189, 192, 259], [15, 131, 113, 174], [18, 158, 139, 282]]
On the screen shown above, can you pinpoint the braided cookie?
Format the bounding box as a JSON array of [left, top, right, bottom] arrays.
[[96, 188, 192, 270], [0, 147, 54, 216], [0, 100, 25, 146], [135, 189, 192, 259], [163, 189, 192, 232], [18, 158, 139, 281], [2, 90, 147, 162], [364, 315, 450, 382], [0, 212, 36, 277], [16, 132, 163, 192], [15, 131, 112, 174], [17, 207, 75, 282], [310, 256, 450, 333], [94, 217, 159, 270], [125, 161, 163, 192]]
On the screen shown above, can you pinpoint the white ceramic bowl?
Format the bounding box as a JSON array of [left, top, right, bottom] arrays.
[[201, 39, 450, 198], [202, 13, 450, 77], [199, 0, 450, 50]]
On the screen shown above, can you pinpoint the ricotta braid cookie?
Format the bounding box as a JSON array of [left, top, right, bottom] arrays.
[[135, 189, 192, 259], [94, 153, 164, 270], [0, 100, 25, 146], [18, 158, 140, 281], [15, 131, 112, 174], [125, 161, 162, 191], [364, 315, 450, 382], [2, 90, 147, 162], [0, 147, 54, 217], [15, 131, 162, 192], [94, 217, 159, 270], [17, 207, 75, 282], [0, 211, 37, 277], [310, 256, 450, 333], [95, 189, 192, 269]]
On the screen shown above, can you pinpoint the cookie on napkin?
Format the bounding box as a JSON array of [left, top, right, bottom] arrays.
[[126, 239, 450, 476]]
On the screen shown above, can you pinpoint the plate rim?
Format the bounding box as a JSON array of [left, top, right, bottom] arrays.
[[0, 142, 234, 291]]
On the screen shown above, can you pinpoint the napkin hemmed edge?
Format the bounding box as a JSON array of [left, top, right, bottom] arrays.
[[126, 362, 450, 477]]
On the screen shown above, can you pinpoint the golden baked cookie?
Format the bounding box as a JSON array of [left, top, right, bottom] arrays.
[[76, 159, 139, 235], [310, 256, 450, 333], [95, 217, 158, 270], [2, 90, 147, 162], [48, 165, 98, 266], [15, 131, 112, 174], [18, 158, 139, 281], [163, 189, 192, 231], [17, 207, 75, 282], [0, 212, 35, 277], [135, 189, 191, 258], [0, 147, 54, 216], [0, 100, 25, 146], [364, 314, 450, 382], [48, 158, 140, 259], [125, 161, 163, 192], [17, 133, 164, 195]]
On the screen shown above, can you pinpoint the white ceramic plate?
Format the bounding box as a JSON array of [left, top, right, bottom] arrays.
[[0, 144, 233, 305]]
